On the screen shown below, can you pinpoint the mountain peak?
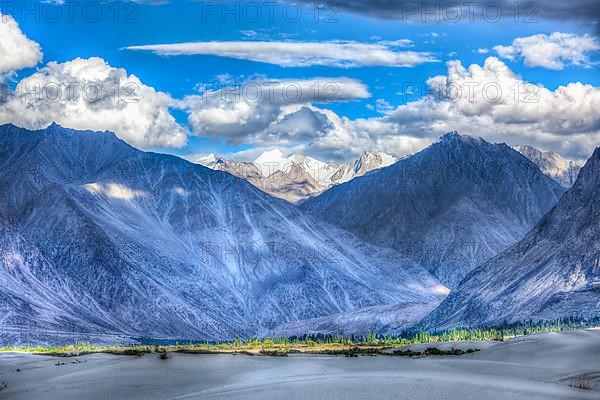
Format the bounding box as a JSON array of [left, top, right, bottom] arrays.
[[254, 148, 292, 177], [591, 147, 600, 163], [575, 147, 600, 188], [420, 146, 600, 329], [0, 122, 122, 145], [0, 124, 444, 340], [360, 151, 396, 165], [439, 130, 460, 141], [303, 134, 565, 288], [353, 151, 397, 176], [255, 148, 286, 161], [513, 144, 583, 188], [437, 131, 482, 146], [196, 153, 217, 165]]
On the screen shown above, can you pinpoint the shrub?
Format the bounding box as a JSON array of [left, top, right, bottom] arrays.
[[569, 378, 592, 390]]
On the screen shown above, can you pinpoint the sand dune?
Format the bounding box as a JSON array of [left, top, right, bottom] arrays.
[[0, 329, 598, 400]]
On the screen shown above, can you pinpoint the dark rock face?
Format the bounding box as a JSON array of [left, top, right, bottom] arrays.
[[303, 132, 565, 288], [421, 148, 600, 328]]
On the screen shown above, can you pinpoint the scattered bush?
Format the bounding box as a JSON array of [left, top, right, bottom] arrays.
[[569, 378, 592, 390], [158, 347, 169, 360]]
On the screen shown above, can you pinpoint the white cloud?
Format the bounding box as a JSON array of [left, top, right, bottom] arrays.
[[179, 58, 599, 161], [126, 40, 437, 68], [240, 30, 258, 38], [373, 57, 600, 159], [0, 57, 187, 149], [0, 12, 43, 77], [206, 107, 432, 163], [307, 111, 432, 161], [178, 77, 427, 162], [494, 32, 600, 70], [180, 76, 431, 162], [180, 77, 369, 142]]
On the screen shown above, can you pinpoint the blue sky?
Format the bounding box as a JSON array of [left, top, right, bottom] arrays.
[[2, 0, 599, 161]]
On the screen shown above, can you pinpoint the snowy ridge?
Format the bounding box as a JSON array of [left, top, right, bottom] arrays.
[[196, 149, 397, 203], [329, 151, 399, 185]]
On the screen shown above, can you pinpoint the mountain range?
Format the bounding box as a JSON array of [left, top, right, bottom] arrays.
[[0, 123, 442, 341], [421, 147, 600, 328], [302, 132, 566, 288], [1, 124, 597, 342], [196, 149, 397, 203]]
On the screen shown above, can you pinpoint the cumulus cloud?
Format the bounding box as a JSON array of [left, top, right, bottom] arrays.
[[180, 77, 369, 141], [179, 76, 434, 161], [0, 12, 43, 77], [304, 110, 433, 162], [126, 40, 436, 68], [494, 32, 600, 70], [369, 57, 600, 159], [178, 58, 599, 161], [0, 57, 187, 149]]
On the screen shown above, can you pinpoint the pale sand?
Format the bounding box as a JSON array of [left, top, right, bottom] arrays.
[[0, 329, 598, 400]]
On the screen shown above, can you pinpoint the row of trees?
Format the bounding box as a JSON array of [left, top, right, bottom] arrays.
[[229, 317, 600, 347], [2, 317, 598, 350]]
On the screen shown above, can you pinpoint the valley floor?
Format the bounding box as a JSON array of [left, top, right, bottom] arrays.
[[0, 329, 598, 400]]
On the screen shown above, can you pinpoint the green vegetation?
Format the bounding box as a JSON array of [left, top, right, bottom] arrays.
[[1, 317, 597, 357]]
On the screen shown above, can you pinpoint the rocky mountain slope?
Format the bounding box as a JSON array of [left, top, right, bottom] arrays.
[[329, 151, 398, 185], [514, 145, 582, 188], [420, 147, 600, 328], [302, 132, 566, 288], [0, 124, 444, 341]]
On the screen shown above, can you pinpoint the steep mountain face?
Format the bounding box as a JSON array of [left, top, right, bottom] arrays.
[[197, 154, 329, 203], [329, 151, 398, 185], [0, 215, 93, 332], [196, 150, 396, 203], [205, 157, 265, 187], [421, 148, 600, 328], [0, 124, 445, 341], [302, 132, 566, 288], [260, 164, 327, 204], [272, 300, 442, 337], [514, 145, 582, 188]]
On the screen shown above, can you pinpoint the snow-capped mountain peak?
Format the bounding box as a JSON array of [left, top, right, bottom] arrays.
[[196, 149, 399, 202], [354, 151, 397, 174], [254, 148, 291, 177], [513, 144, 583, 188], [329, 151, 398, 185], [196, 153, 217, 166]]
